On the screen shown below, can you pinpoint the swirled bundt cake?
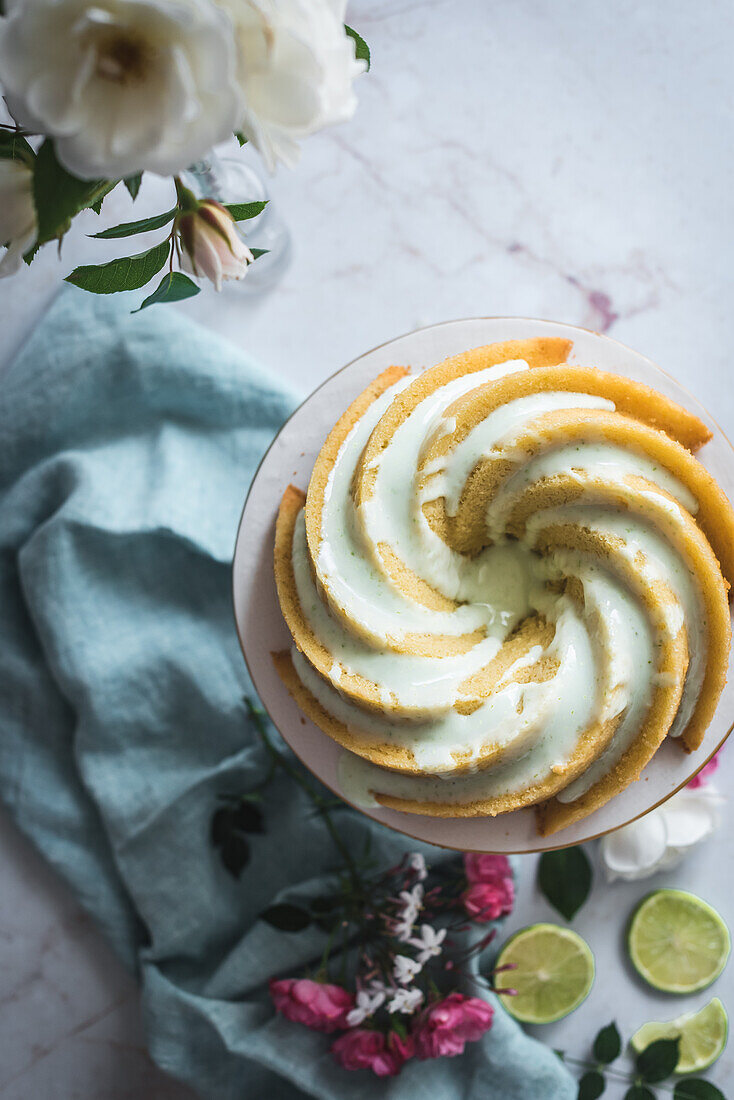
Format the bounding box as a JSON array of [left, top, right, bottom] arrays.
[[272, 338, 733, 835]]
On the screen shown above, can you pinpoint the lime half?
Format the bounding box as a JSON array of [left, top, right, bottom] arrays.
[[628, 889, 730, 993], [631, 997, 728, 1075], [495, 923, 594, 1023]]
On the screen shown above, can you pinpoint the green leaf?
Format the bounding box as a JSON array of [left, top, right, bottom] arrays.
[[593, 1022, 621, 1064], [124, 174, 143, 200], [91, 207, 177, 239], [65, 240, 169, 294], [624, 1088, 655, 1100], [637, 1037, 681, 1083], [309, 895, 339, 917], [260, 903, 311, 932], [345, 24, 371, 70], [674, 1081, 725, 1100], [33, 140, 115, 245], [223, 201, 268, 222], [250, 248, 269, 260], [220, 833, 250, 877], [234, 131, 248, 146], [133, 272, 200, 313], [578, 1070, 605, 1100], [0, 130, 34, 165], [538, 846, 592, 921]]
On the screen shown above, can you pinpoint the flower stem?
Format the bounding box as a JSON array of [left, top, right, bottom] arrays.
[[245, 698, 362, 893], [559, 1054, 678, 1094]]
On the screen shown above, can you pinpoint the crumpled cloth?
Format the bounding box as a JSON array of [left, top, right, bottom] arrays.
[[0, 288, 574, 1099]]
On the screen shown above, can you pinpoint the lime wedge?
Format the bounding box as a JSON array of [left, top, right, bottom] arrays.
[[631, 997, 728, 1074], [495, 923, 594, 1023], [628, 889, 730, 993]]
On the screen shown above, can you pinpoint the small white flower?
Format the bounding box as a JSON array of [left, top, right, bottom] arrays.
[[346, 984, 386, 1027], [386, 986, 424, 1015], [601, 785, 724, 882], [393, 954, 422, 986], [0, 159, 37, 277], [217, 0, 367, 171], [392, 919, 414, 943], [399, 883, 423, 914], [407, 853, 428, 881], [408, 924, 447, 965], [0, 0, 243, 179]]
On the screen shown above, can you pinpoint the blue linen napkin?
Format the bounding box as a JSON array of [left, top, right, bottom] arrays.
[[0, 288, 574, 1100]]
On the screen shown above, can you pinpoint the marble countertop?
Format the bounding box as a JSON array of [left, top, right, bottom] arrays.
[[1, 1, 733, 1096]]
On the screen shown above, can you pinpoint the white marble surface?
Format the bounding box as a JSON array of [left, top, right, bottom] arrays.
[[1, 1, 733, 1096]]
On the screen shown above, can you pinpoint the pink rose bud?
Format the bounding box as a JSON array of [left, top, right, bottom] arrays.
[[413, 993, 494, 1059], [331, 1028, 414, 1076], [687, 752, 720, 789], [269, 977, 353, 1033], [462, 879, 514, 923], [463, 853, 513, 885], [178, 199, 253, 291]]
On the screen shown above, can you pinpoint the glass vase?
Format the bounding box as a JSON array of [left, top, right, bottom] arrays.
[[182, 151, 291, 293]]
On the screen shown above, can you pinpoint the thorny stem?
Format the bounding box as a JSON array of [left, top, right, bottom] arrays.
[[245, 698, 362, 893]]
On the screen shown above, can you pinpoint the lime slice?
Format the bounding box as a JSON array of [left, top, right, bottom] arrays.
[[631, 997, 728, 1074], [495, 923, 594, 1023], [628, 889, 730, 993]]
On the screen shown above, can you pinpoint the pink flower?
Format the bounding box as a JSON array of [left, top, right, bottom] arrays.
[[462, 880, 514, 922], [688, 753, 720, 789], [463, 853, 513, 885], [413, 993, 494, 1059], [331, 1029, 415, 1076], [178, 198, 253, 291], [269, 978, 353, 1033], [462, 854, 514, 921]]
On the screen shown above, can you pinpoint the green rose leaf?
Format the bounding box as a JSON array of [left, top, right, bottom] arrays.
[[33, 140, 116, 245], [223, 201, 268, 221], [674, 1081, 725, 1100], [65, 240, 169, 294], [538, 846, 592, 921], [345, 24, 371, 70], [249, 248, 269, 260], [0, 130, 34, 165], [124, 174, 143, 200], [260, 903, 312, 932], [578, 1070, 605, 1100], [234, 131, 248, 146], [593, 1022, 621, 1064], [91, 207, 177, 239], [624, 1088, 655, 1100], [133, 272, 200, 312], [637, 1037, 681, 1083]]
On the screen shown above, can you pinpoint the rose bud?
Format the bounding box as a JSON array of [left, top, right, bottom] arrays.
[[177, 198, 253, 291]]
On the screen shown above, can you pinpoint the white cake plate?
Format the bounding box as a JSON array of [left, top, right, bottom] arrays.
[[232, 318, 734, 853]]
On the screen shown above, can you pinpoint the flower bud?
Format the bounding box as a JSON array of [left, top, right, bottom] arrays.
[[177, 199, 253, 291], [0, 158, 37, 277]]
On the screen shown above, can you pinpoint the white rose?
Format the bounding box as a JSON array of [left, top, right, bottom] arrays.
[[0, 158, 37, 277], [600, 785, 724, 882], [0, 0, 243, 180], [218, 0, 366, 171]]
